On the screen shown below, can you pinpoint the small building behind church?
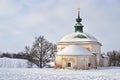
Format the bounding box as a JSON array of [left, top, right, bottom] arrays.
[[55, 9, 108, 70]]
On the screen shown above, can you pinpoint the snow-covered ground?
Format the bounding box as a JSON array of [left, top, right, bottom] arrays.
[[0, 67, 120, 80], [0, 57, 37, 68], [0, 58, 119, 80]]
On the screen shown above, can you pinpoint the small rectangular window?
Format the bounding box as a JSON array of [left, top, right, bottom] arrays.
[[66, 62, 71, 67]]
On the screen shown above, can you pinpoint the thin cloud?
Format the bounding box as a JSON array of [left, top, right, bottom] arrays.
[[0, 0, 120, 53]]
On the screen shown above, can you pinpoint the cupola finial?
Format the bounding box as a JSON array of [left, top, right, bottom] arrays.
[[74, 8, 84, 32], [76, 8, 82, 23], [78, 8, 80, 18]]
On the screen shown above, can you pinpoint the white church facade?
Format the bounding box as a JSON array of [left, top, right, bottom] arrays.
[[55, 9, 108, 70]]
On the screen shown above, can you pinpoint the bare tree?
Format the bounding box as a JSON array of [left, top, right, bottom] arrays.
[[30, 36, 56, 68], [24, 45, 32, 60], [107, 50, 120, 66], [24, 45, 34, 68]]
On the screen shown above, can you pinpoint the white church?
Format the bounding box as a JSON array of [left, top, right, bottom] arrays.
[[55, 9, 109, 70]]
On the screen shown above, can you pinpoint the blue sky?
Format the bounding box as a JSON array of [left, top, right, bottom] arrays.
[[0, 0, 120, 53]]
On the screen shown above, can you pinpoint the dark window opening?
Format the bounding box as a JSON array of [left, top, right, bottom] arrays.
[[88, 63, 91, 67], [66, 62, 71, 67]]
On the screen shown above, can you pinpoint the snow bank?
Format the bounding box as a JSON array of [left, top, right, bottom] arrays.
[[46, 61, 55, 68], [0, 57, 37, 68]]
